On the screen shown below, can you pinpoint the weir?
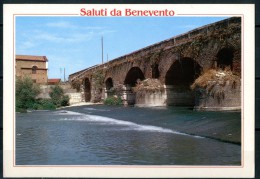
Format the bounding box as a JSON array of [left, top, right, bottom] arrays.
[[69, 17, 241, 111]]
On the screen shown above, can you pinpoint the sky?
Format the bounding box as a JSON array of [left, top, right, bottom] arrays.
[[15, 16, 228, 81]]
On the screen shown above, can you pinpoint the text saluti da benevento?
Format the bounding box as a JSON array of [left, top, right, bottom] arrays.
[[80, 8, 175, 16]]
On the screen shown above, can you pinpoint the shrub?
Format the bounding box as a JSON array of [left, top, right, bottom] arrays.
[[15, 77, 66, 112], [29, 99, 56, 110], [49, 85, 70, 107], [104, 96, 123, 105], [16, 107, 27, 113], [61, 95, 70, 106], [39, 99, 56, 110], [16, 76, 41, 111], [49, 85, 64, 106]]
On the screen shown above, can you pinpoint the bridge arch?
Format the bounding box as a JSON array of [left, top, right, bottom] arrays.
[[165, 58, 202, 106], [105, 77, 113, 90], [165, 57, 201, 86], [123, 67, 145, 105], [84, 78, 91, 102], [216, 47, 234, 70], [124, 67, 145, 87]]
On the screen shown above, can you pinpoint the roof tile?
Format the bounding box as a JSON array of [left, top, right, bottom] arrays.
[[48, 79, 61, 83], [16, 55, 48, 62]]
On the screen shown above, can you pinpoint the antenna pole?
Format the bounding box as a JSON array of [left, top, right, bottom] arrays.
[[101, 36, 104, 64], [64, 67, 65, 82]]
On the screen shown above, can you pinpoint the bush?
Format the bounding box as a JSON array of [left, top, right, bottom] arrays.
[[104, 96, 122, 105], [16, 76, 41, 111], [61, 95, 70, 106], [41, 99, 56, 110], [15, 77, 68, 112], [49, 85, 64, 106], [16, 107, 27, 113], [30, 99, 54, 110], [49, 85, 70, 107]]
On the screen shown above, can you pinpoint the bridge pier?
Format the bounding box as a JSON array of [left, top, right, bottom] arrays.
[[165, 85, 195, 106], [193, 83, 241, 111], [135, 89, 167, 107], [134, 85, 195, 107], [122, 85, 135, 106], [102, 87, 106, 101]]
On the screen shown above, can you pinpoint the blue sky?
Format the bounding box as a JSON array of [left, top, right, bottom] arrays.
[[16, 16, 228, 80]]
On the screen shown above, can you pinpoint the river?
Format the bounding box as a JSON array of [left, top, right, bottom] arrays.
[[16, 105, 241, 165]]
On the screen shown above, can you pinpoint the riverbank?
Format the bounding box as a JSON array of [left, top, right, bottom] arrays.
[[64, 104, 241, 145]]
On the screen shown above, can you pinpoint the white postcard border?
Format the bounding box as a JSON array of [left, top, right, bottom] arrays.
[[3, 4, 255, 178]]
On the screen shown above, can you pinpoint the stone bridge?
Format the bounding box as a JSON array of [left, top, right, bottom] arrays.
[[69, 17, 241, 110]]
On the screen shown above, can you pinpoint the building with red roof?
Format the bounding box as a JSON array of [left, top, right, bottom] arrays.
[[48, 78, 61, 85], [16, 55, 48, 84]]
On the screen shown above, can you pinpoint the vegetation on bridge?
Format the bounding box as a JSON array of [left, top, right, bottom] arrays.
[[92, 69, 106, 102], [132, 78, 164, 93], [191, 68, 240, 102], [71, 79, 82, 92], [98, 22, 241, 73], [170, 23, 241, 60]]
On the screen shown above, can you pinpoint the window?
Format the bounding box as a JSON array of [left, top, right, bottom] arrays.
[[32, 66, 38, 74]]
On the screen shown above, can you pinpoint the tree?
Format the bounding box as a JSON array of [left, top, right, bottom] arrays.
[[16, 76, 41, 110]]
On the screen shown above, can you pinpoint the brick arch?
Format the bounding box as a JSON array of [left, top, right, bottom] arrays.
[[105, 77, 113, 90], [165, 57, 202, 86], [84, 78, 91, 102], [124, 67, 145, 87], [156, 51, 178, 83]]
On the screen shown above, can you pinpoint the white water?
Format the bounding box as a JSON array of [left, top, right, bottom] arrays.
[[54, 110, 204, 138]]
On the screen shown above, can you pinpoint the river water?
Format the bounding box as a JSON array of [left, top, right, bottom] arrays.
[[16, 105, 241, 165]]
